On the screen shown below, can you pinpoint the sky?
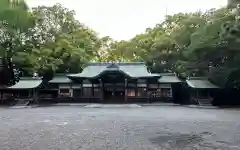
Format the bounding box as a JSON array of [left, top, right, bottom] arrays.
[[26, 0, 227, 41]]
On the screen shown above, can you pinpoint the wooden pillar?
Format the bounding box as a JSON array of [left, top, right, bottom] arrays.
[[57, 85, 60, 99], [17, 91, 20, 101], [33, 88, 38, 104], [81, 82, 83, 97], [1, 91, 3, 104], [91, 82, 94, 97], [113, 83, 116, 96], [36, 89, 39, 103], [135, 80, 137, 97], [207, 90, 209, 99], [170, 84, 173, 99], [99, 79, 103, 102], [147, 81, 150, 103], [28, 90, 31, 98], [32, 89, 35, 102], [124, 78, 128, 103], [70, 83, 73, 100]]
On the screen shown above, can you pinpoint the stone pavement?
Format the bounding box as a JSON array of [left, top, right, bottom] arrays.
[[0, 106, 240, 149]]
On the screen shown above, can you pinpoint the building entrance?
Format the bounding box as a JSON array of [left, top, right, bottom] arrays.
[[103, 84, 125, 103]]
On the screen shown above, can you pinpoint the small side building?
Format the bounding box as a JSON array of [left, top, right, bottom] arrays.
[[148, 73, 183, 103], [157, 73, 183, 103], [48, 74, 81, 102], [186, 77, 219, 105], [7, 77, 42, 105]]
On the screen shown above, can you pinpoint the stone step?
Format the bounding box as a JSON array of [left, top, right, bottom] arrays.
[[84, 104, 142, 108], [198, 99, 212, 106], [15, 100, 30, 106]]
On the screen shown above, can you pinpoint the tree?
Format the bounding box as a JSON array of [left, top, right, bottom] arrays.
[[0, 0, 35, 57], [101, 5, 240, 88], [13, 4, 100, 75], [3, 0, 240, 89], [0, 0, 34, 84]]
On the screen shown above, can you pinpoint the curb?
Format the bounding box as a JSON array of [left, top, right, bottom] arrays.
[[48, 103, 180, 107], [51, 103, 89, 107], [182, 105, 218, 109], [84, 104, 142, 108], [140, 103, 181, 107], [140, 104, 218, 109], [8, 103, 220, 109]]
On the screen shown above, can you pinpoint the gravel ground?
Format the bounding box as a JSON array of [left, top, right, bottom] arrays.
[[0, 106, 240, 150]]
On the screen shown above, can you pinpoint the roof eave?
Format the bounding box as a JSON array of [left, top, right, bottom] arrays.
[[8, 83, 42, 89]]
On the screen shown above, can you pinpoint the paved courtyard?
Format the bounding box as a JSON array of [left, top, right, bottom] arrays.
[[0, 106, 240, 150]]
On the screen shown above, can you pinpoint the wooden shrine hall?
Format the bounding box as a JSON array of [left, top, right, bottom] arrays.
[[0, 61, 220, 105], [48, 62, 180, 103]]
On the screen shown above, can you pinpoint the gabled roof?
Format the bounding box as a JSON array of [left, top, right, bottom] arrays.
[[158, 73, 182, 83], [68, 62, 160, 79], [49, 74, 72, 84], [8, 77, 42, 89], [186, 77, 219, 89]]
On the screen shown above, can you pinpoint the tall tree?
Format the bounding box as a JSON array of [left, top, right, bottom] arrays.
[[0, 0, 34, 84], [13, 4, 100, 75]]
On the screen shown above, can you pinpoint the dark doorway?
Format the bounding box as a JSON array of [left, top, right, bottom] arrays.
[[98, 71, 127, 103], [103, 85, 125, 103]]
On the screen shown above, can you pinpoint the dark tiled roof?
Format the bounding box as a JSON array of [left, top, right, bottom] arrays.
[[49, 75, 72, 84], [8, 77, 42, 89], [186, 77, 219, 89], [87, 62, 145, 66], [20, 77, 42, 80], [159, 74, 182, 83], [68, 62, 159, 79]]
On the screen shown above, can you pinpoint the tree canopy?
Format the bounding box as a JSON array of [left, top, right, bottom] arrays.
[[1, 0, 240, 88]]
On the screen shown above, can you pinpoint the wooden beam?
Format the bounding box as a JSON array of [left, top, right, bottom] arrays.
[[125, 78, 128, 103], [81, 82, 83, 97], [99, 79, 103, 102], [92, 82, 94, 97], [0, 91, 2, 103], [135, 80, 137, 97], [33, 88, 39, 104], [147, 80, 150, 103]]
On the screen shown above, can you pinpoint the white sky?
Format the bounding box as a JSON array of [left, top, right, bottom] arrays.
[[26, 0, 227, 41]]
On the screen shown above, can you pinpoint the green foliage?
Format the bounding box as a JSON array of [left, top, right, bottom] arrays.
[[9, 3, 100, 75], [2, 1, 240, 88], [102, 6, 240, 88], [0, 0, 35, 58]]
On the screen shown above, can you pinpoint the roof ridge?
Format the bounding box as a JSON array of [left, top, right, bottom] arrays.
[[20, 77, 42, 80], [87, 62, 145, 66], [187, 77, 208, 80], [54, 73, 71, 77], [159, 73, 176, 76]]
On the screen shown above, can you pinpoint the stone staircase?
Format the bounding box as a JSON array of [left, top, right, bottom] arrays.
[[197, 99, 213, 106], [84, 104, 142, 108], [13, 99, 31, 107]]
